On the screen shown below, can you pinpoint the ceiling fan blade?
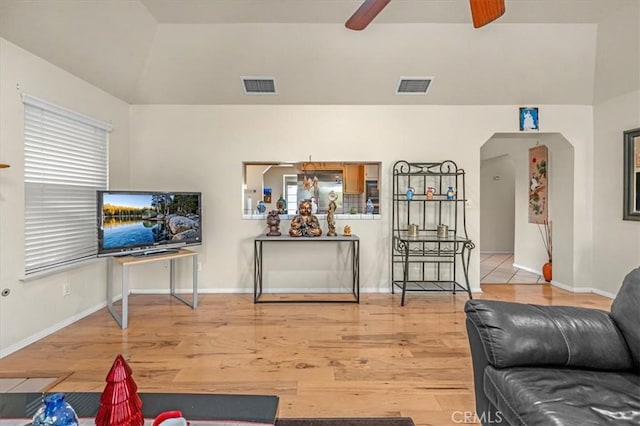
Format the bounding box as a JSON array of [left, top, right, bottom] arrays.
[[470, 0, 505, 28], [345, 0, 391, 31]]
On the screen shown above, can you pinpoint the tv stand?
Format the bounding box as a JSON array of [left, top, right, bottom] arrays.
[[131, 247, 180, 257], [106, 248, 198, 329]]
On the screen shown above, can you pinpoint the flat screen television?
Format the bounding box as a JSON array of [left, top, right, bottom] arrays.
[[97, 190, 202, 257]]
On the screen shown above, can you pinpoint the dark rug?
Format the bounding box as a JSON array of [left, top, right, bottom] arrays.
[[275, 418, 415, 426]]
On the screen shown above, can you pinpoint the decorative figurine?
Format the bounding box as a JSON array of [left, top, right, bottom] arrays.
[[266, 210, 281, 236], [343, 225, 352, 236], [95, 354, 143, 426], [327, 199, 337, 236], [276, 195, 287, 214], [32, 393, 79, 426], [256, 200, 267, 214], [153, 411, 188, 426], [365, 198, 374, 214], [406, 187, 415, 200], [289, 199, 322, 237], [426, 187, 436, 200], [446, 186, 456, 200], [310, 196, 318, 214]]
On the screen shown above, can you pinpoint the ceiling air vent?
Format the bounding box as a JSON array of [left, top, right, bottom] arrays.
[[396, 78, 433, 95], [242, 77, 277, 95]]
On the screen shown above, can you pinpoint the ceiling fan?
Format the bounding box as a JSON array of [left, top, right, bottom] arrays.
[[345, 0, 506, 30]]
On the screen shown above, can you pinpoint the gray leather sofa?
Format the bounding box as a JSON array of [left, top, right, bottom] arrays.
[[464, 268, 640, 425]]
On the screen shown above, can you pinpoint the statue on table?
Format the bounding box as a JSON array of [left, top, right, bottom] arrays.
[[289, 199, 322, 237], [266, 210, 281, 236], [326, 199, 337, 237], [276, 195, 287, 214]]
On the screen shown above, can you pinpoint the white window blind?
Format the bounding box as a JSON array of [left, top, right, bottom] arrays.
[[23, 94, 111, 277]]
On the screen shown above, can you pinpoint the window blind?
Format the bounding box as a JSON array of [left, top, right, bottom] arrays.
[[23, 94, 111, 276]]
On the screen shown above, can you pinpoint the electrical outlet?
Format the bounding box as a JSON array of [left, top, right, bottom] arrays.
[[62, 282, 71, 296]]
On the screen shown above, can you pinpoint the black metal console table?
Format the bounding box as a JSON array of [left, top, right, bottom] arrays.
[[254, 234, 360, 303]]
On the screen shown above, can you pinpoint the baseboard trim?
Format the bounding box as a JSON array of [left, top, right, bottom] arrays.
[[512, 263, 541, 275], [0, 301, 107, 359], [510, 264, 614, 299], [132, 287, 393, 294], [591, 288, 617, 299], [550, 281, 590, 293], [480, 251, 514, 255]]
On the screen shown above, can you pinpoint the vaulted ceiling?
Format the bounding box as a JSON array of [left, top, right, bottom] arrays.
[[0, 0, 634, 105]]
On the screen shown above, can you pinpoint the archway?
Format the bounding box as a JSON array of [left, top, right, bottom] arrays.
[[480, 133, 574, 286]]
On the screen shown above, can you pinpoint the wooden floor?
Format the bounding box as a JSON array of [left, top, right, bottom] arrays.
[[0, 286, 612, 426]]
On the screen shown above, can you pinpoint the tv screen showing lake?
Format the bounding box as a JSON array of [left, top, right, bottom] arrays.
[[99, 192, 202, 252], [102, 219, 164, 248]]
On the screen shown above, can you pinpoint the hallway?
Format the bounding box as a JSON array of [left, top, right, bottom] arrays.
[[481, 253, 545, 284]]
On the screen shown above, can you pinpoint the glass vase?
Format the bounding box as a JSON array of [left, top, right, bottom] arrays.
[[32, 393, 79, 426]]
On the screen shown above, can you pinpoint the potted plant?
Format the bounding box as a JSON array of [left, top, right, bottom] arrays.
[[538, 219, 552, 282]]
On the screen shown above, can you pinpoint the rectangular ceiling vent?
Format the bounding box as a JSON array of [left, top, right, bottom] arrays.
[[396, 78, 433, 95], [242, 77, 277, 95]]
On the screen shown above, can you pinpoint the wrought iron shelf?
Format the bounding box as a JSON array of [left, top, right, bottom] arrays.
[[391, 160, 474, 306]]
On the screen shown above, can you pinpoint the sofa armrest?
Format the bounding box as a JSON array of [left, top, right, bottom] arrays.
[[464, 299, 633, 370]]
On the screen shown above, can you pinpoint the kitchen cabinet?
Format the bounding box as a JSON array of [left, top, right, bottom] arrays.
[[301, 162, 343, 171], [343, 164, 364, 194]]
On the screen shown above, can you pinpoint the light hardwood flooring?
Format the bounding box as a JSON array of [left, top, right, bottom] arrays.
[[0, 288, 612, 426]]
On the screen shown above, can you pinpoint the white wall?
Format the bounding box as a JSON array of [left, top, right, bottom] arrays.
[[593, 91, 640, 295], [128, 105, 593, 297], [0, 38, 131, 355], [591, 1, 640, 296], [245, 164, 269, 213], [480, 155, 515, 253]]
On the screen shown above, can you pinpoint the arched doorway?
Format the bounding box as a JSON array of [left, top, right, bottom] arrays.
[[480, 133, 574, 285]]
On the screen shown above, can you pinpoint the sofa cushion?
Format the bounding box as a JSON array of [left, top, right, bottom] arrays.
[[483, 367, 640, 425], [465, 300, 633, 370], [611, 267, 640, 372]]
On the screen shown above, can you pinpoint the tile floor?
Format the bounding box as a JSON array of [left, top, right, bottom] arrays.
[[481, 253, 544, 284], [0, 377, 61, 392]]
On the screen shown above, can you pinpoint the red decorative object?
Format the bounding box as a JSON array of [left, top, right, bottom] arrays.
[[542, 262, 552, 282], [153, 411, 188, 426], [95, 354, 144, 426]]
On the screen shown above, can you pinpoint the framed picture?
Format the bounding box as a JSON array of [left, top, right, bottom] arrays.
[[263, 187, 272, 203], [520, 107, 539, 131], [623, 128, 640, 221], [528, 145, 548, 223]]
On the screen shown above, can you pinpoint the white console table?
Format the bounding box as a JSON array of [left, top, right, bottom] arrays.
[[106, 248, 198, 329]]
